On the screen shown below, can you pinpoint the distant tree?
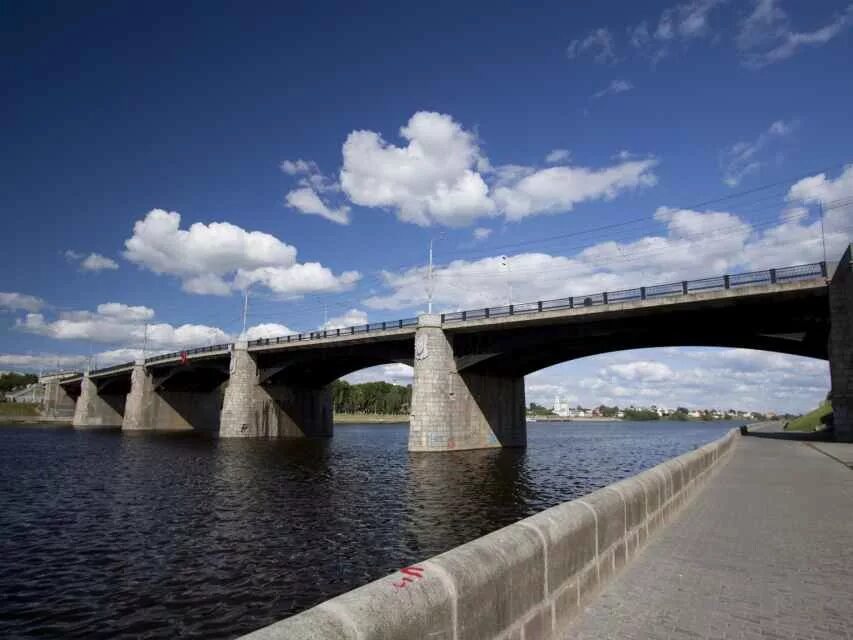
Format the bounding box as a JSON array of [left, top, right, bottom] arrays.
[[527, 402, 555, 416], [0, 372, 37, 393], [623, 408, 659, 421], [331, 379, 411, 415], [597, 404, 620, 417]]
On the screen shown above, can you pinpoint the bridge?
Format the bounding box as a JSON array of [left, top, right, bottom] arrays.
[[41, 245, 853, 447]]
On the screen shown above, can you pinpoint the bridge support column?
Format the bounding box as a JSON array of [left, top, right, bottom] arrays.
[[122, 360, 153, 431], [409, 314, 526, 452], [829, 244, 853, 442], [220, 341, 332, 437], [41, 379, 76, 418], [72, 373, 123, 428]]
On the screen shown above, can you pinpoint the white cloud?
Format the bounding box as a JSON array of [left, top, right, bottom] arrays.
[[81, 253, 119, 271], [291, 112, 658, 227], [566, 28, 617, 63], [656, 0, 726, 41], [492, 158, 658, 221], [603, 361, 674, 382], [526, 347, 829, 414], [340, 111, 497, 227], [738, 0, 852, 68], [592, 79, 634, 99], [363, 168, 853, 311], [65, 251, 120, 272], [16, 302, 229, 349], [343, 363, 413, 386], [123, 209, 360, 297], [0, 292, 45, 313], [245, 323, 294, 340], [321, 308, 368, 330], [473, 227, 493, 241], [545, 149, 571, 164], [0, 353, 89, 370], [285, 187, 351, 225], [720, 119, 796, 186]]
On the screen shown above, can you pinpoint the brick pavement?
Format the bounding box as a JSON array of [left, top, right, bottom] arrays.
[[563, 437, 853, 640]]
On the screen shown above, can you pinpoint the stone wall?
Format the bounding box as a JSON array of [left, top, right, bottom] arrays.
[[829, 244, 853, 442], [240, 428, 740, 640], [42, 380, 77, 418]]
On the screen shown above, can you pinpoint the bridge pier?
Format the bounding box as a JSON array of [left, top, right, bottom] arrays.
[[72, 373, 124, 428], [409, 314, 526, 452], [829, 244, 853, 442], [122, 360, 153, 431], [41, 378, 77, 418], [220, 341, 332, 437]]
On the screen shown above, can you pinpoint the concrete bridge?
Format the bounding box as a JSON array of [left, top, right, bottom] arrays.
[[41, 246, 853, 447]]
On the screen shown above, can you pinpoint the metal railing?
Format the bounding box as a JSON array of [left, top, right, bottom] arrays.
[[145, 343, 231, 365], [247, 317, 418, 347], [440, 261, 827, 324], [82, 261, 826, 377]]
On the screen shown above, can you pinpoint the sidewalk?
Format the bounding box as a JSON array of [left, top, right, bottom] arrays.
[[563, 437, 853, 640]]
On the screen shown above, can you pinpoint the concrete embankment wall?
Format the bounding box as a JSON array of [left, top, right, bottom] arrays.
[[242, 428, 740, 640]]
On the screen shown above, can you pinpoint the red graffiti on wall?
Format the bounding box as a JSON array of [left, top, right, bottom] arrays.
[[392, 565, 425, 589]]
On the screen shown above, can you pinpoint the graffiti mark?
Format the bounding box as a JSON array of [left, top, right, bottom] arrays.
[[393, 565, 425, 589]]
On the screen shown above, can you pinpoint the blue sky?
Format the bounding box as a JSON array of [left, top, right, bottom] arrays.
[[2, 0, 852, 413]]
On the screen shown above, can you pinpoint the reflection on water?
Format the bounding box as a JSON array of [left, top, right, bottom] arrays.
[[0, 420, 732, 639]]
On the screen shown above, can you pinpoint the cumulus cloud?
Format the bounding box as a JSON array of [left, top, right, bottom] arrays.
[[245, 323, 294, 340], [320, 308, 369, 330], [492, 158, 658, 221], [364, 167, 853, 311], [17, 301, 229, 349], [737, 0, 853, 68], [592, 79, 634, 99], [526, 347, 829, 414], [288, 112, 658, 227], [340, 111, 497, 227], [720, 119, 796, 187], [343, 363, 413, 386], [123, 209, 360, 297], [566, 28, 617, 63], [0, 292, 45, 313]]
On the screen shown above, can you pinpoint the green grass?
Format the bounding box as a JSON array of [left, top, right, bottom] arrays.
[[0, 402, 41, 417], [786, 401, 832, 432]]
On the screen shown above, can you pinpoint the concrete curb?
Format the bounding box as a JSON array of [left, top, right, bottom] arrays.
[[240, 428, 740, 640]]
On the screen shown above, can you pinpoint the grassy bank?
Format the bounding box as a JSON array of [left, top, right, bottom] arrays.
[[785, 401, 832, 432], [0, 402, 40, 417], [334, 413, 409, 424]]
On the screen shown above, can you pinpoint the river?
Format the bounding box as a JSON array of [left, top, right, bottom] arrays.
[[0, 420, 735, 639]]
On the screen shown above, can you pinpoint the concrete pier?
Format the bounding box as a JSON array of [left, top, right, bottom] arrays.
[[220, 341, 332, 437], [409, 314, 526, 451], [72, 373, 124, 428]]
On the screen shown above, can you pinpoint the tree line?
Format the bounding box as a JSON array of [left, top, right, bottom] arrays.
[[0, 372, 37, 394], [332, 380, 412, 415]]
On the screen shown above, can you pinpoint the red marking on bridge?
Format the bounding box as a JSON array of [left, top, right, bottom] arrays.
[[393, 566, 425, 589]]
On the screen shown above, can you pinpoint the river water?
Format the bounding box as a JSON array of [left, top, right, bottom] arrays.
[[0, 420, 734, 639]]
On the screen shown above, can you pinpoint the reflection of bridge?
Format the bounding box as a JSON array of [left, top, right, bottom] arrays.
[[41, 246, 853, 447]]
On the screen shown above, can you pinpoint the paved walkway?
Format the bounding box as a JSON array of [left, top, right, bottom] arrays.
[[563, 436, 853, 640]]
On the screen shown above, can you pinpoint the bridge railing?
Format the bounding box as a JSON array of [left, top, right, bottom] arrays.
[[145, 343, 231, 365], [247, 317, 419, 348], [441, 261, 827, 324]]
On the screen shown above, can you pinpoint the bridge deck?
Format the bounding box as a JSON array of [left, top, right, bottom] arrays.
[[562, 435, 853, 640]]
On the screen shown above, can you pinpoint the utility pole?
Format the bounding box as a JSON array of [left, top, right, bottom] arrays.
[[241, 288, 249, 339], [427, 238, 434, 314], [142, 323, 149, 361], [501, 255, 513, 306], [819, 200, 828, 269]]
